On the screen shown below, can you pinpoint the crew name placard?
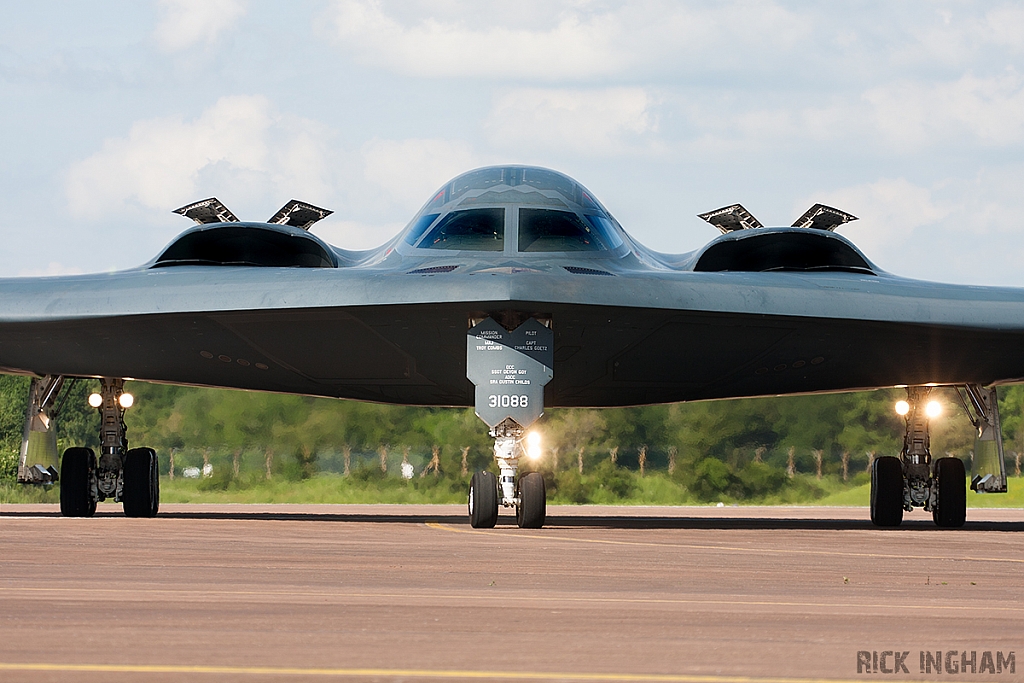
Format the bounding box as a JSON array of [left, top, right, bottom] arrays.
[[466, 317, 553, 428]]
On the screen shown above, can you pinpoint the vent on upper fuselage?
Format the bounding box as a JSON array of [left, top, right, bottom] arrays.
[[563, 266, 614, 276], [407, 265, 461, 274]]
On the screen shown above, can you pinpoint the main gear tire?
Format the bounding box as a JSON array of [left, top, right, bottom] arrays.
[[932, 456, 966, 528], [59, 447, 97, 518], [123, 447, 160, 518], [870, 455, 904, 527]]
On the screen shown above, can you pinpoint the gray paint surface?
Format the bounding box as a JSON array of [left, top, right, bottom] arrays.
[[466, 318, 553, 427], [1, 165, 1022, 407]]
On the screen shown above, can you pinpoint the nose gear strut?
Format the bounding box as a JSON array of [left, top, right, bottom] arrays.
[[466, 315, 553, 528]]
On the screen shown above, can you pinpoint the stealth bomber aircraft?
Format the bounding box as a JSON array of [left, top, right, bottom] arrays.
[[2, 166, 1016, 528]]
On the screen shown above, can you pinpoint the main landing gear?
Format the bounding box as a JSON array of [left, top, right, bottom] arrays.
[[870, 386, 968, 528], [468, 418, 546, 529], [58, 378, 160, 518]]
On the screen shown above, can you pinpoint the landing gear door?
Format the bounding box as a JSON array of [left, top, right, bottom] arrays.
[[970, 386, 1008, 493], [18, 375, 62, 485], [466, 317, 553, 429]]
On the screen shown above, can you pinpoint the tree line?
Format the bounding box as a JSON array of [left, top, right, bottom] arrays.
[[2, 375, 1022, 501]]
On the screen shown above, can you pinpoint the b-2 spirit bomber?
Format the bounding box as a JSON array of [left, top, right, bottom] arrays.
[[2, 166, 1016, 528]]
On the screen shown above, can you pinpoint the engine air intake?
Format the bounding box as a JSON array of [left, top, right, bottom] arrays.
[[153, 225, 337, 268], [694, 230, 874, 274]]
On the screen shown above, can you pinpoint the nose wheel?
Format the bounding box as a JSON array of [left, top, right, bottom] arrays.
[[469, 471, 498, 528], [516, 472, 546, 528]]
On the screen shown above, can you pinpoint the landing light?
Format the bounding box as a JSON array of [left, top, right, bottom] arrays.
[[526, 432, 542, 460], [925, 400, 942, 418], [119, 393, 134, 409], [88, 393, 102, 408], [894, 400, 909, 416]]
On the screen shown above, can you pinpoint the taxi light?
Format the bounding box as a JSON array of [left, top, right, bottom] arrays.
[[526, 432, 542, 460], [894, 400, 910, 416], [118, 393, 134, 409], [925, 400, 942, 418], [88, 393, 103, 408]]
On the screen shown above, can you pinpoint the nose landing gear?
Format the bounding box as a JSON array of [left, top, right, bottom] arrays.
[[466, 315, 553, 529]]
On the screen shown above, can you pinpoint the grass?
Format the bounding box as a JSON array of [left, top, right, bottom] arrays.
[[0, 482, 60, 504], [4, 473, 1023, 507], [160, 472, 467, 504], [814, 476, 1024, 507]]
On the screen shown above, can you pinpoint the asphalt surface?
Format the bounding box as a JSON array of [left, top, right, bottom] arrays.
[[0, 504, 1021, 682]]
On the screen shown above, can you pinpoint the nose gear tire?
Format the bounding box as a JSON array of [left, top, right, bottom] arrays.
[[469, 470, 498, 528], [516, 472, 546, 529]]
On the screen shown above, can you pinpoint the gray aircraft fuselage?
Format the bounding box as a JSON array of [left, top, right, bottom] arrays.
[[1, 165, 1022, 408]]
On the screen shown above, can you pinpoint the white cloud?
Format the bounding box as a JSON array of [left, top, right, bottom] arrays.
[[66, 95, 337, 219], [153, 0, 248, 52], [897, 5, 1024, 69], [362, 138, 478, 211], [328, 0, 622, 79], [864, 70, 1024, 148], [982, 6, 1024, 51], [325, 0, 810, 80], [791, 173, 1024, 286], [485, 88, 659, 156], [794, 178, 949, 266], [674, 67, 1024, 157]]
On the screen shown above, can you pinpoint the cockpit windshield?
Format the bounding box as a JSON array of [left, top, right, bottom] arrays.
[[413, 208, 504, 251], [518, 209, 622, 252], [400, 166, 629, 255]]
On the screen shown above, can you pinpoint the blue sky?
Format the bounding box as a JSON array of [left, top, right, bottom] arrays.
[[2, 1, 1023, 284]]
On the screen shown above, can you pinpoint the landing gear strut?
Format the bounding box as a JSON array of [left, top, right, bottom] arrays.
[[57, 378, 159, 518], [467, 419, 547, 529], [871, 386, 966, 528]]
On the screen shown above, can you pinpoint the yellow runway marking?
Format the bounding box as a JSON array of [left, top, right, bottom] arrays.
[[424, 522, 1024, 565], [0, 662, 949, 682]]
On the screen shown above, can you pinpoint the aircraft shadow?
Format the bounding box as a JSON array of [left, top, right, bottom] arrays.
[[3, 508, 1021, 531]]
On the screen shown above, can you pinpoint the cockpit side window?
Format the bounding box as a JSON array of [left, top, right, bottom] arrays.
[[417, 208, 505, 251], [583, 215, 625, 249], [404, 213, 440, 246], [518, 209, 615, 252]]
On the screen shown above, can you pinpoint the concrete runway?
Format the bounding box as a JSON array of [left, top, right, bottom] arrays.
[[0, 504, 1021, 682]]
